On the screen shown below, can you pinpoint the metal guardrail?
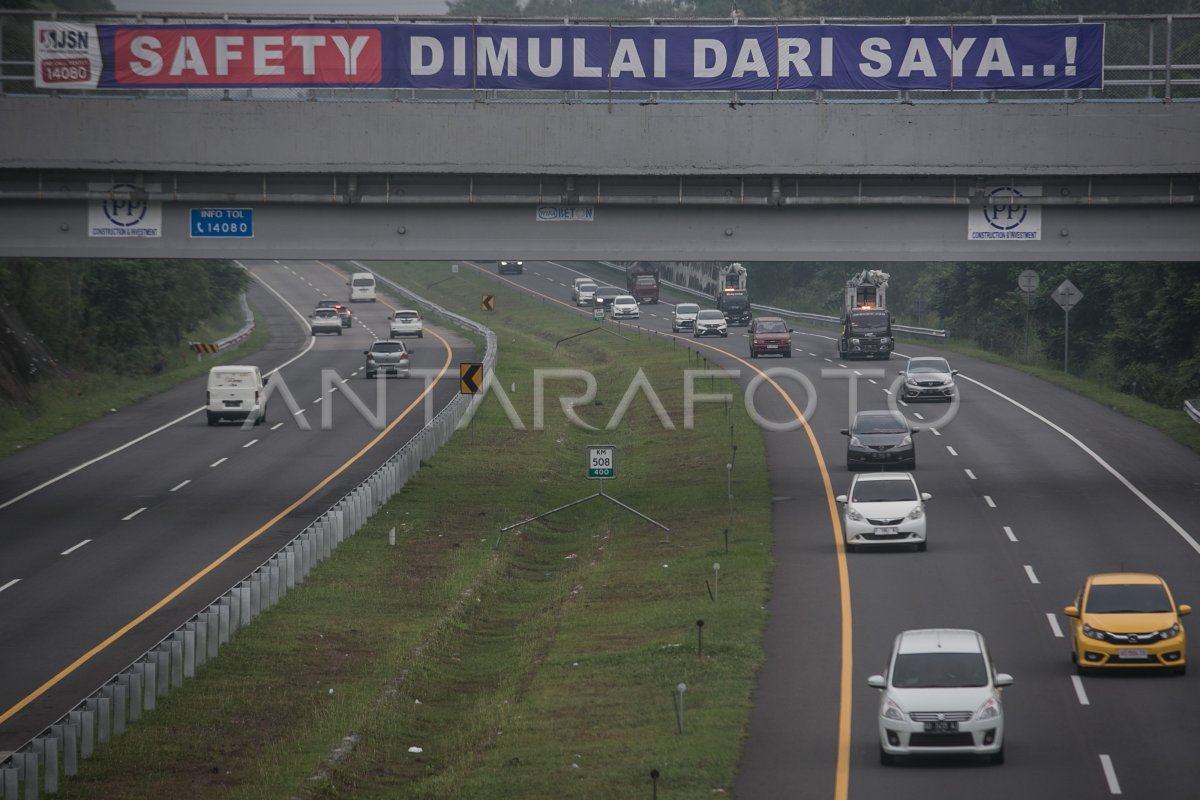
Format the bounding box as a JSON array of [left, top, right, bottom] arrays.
[[1186, 399, 1200, 425], [592, 261, 948, 340], [0, 270, 496, 797], [215, 293, 255, 352]]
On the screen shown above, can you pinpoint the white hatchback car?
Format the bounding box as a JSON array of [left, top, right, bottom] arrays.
[[611, 294, 640, 319], [836, 472, 930, 552], [693, 309, 728, 338], [899, 356, 959, 402], [672, 303, 700, 332], [868, 629, 1012, 765]]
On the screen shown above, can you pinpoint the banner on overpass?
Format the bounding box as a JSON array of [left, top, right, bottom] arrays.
[[35, 21, 1103, 92]]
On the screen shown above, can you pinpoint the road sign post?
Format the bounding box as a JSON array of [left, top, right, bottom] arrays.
[[586, 445, 615, 481], [1051, 279, 1083, 374], [1018, 270, 1040, 360]]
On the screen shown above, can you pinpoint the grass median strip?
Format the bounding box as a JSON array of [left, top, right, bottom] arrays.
[[56, 262, 773, 799]]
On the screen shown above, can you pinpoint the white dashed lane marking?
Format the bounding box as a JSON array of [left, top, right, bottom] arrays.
[[170, 480, 190, 492], [122, 507, 147, 521], [61, 539, 91, 556]]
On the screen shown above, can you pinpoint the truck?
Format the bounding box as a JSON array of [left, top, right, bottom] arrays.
[[838, 269, 893, 360], [625, 263, 660, 304], [715, 262, 752, 326]]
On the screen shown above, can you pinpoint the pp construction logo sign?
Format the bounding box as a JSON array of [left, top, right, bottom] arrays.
[[88, 183, 162, 238], [968, 185, 1042, 241]]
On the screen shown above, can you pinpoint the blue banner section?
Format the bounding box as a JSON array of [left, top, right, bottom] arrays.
[[92, 22, 1104, 91]]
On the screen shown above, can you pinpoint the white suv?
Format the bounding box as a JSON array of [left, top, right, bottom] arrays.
[[672, 303, 700, 332], [390, 309, 424, 339], [611, 295, 640, 319], [693, 309, 728, 338], [868, 629, 1012, 766]]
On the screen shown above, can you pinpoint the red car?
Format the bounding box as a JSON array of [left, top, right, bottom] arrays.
[[748, 316, 793, 358]]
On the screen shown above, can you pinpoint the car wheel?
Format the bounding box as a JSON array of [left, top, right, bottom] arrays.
[[914, 541, 926, 552], [845, 542, 857, 554], [418, 332, 423, 338], [1175, 664, 1187, 676], [989, 746, 1005, 766], [207, 412, 218, 427], [784, 351, 792, 358], [365, 372, 375, 380], [337, 329, 342, 335], [880, 747, 897, 766], [1076, 662, 1089, 677], [750, 350, 758, 359]]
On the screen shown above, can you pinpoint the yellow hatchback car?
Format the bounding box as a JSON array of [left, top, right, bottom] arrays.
[[1064, 573, 1191, 676]]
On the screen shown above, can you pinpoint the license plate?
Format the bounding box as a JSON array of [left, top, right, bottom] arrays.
[[873, 527, 900, 536], [923, 721, 958, 733], [223, 401, 241, 407], [1117, 648, 1148, 659]]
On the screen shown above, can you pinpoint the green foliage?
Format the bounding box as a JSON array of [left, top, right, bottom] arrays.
[[0, 259, 249, 380]]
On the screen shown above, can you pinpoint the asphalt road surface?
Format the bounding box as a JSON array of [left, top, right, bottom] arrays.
[[480, 259, 1200, 800], [0, 260, 477, 752]]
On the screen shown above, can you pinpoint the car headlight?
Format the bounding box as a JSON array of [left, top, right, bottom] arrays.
[[906, 378, 919, 386], [882, 698, 905, 721], [1082, 624, 1107, 641], [1160, 622, 1181, 639], [899, 435, 912, 446], [880, 337, 891, 345], [846, 507, 864, 522], [849, 436, 863, 447], [850, 338, 861, 344], [975, 697, 1001, 721], [905, 505, 924, 521]]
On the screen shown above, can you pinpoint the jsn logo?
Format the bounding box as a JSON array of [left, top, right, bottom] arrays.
[[40, 29, 90, 50]]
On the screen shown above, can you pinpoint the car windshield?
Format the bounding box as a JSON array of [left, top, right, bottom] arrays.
[[395, 312, 418, 320], [756, 320, 788, 333], [352, 278, 373, 286], [909, 358, 950, 374], [597, 288, 620, 296], [698, 311, 724, 320], [849, 310, 889, 331], [1086, 583, 1172, 613], [892, 652, 989, 688], [854, 414, 908, 434], [315, 310, 338, 317], [852, 480, 917, 503], [616, 297, 635, 304], [677, 304, 699, 315], [579, 283, 596, 291], [371, 342, 406, 353]]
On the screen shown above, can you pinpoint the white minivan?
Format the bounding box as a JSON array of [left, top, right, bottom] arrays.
[[348, 272, 377, 302], [206, 365, 267, 426]]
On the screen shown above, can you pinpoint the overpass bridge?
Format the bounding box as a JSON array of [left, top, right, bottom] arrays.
[[1, 11, 1198, 261]]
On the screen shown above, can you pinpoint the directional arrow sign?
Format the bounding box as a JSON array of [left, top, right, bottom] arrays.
[[481, 293, 495, 312], [460, 362, 483, 394]]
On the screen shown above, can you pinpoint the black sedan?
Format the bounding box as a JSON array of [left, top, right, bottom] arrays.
[[592, 286, 623, 308], [841, 410, 918, 470]]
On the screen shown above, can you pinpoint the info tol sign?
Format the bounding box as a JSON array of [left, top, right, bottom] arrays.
[[191, 208, 254, 238]]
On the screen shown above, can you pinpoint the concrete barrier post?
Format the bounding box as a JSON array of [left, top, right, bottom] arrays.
[[155, 649, 170, 697], [319, 520, 331, 560], [97, 695, 112, 743], [183, 625, 197, 674], [249, 574, 262, 619], [170, 639, 184, 688], [3, 767, 18, 799], [41, 739, 56, 795], [67, 710, 81, 740], [80, 709, 94, 759], [285, 547, 296, 590], [238, 583, 251, 626], [23, 752, 37, 800], [63, 720, 78, 775], [113, 683, 127, 736], [195, 616, 208, 668], [143, 661, 157, 712], [127, 672, 143, 722], [269, 561, 280, 606], [219, 599, 232, 643]]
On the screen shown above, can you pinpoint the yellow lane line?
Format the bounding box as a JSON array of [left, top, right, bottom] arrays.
[[461, 260, 853, 799], [0, 274, 455, 730]]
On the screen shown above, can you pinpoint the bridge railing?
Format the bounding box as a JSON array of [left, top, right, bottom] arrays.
[[1, 12, 1197, 102]]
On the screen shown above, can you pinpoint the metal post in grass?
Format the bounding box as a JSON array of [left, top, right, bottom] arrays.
[[41, 738, 56, 795], [113, 683, 127, 736], [696, 619, 704, 657], [713, 563, 720, 601], [650, 768, 660, 799], [80, 710, 94, 759], [674, 683, 686, 734], [63, 721, 78, 775]]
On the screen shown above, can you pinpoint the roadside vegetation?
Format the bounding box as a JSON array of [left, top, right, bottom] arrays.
[[52, 261, 775, 799]]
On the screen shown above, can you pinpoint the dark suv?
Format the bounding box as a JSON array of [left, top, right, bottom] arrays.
[[748, 316, 793, 358], [498, 261, 524, 275], [841, 410, 918, 470]]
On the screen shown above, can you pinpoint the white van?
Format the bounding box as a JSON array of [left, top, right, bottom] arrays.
[[348, 272, 377, 302], [206, 365, 266, 426]]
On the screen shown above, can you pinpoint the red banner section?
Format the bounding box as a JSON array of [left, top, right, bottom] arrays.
[[111, 27, 383, 85]]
